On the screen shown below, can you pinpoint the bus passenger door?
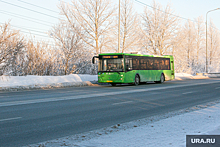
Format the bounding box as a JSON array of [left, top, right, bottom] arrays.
[[125, 58, 134, 83], [171, 61, 175, 79]]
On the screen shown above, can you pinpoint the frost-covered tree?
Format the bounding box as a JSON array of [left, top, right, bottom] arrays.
[[194, 16, 205, 66], [58, 0, 116, 55], [112, 0, 142, 53], [174, 18, 206, 74], [183, 19, 196, 66], [208, 20, 220, 72], [0, 22, 25, 75], [25, 40, 55, 76], [50, 22, 86, 75], [141, 1, 179, 55]]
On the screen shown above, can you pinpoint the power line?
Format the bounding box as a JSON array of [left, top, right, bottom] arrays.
[[0, 22, 52, 35], [4, 23, 49, 32], [0, 0, 59, 19], [12, 26, 48, 35], [20, 30, 49, 38], [17, 0, 59, 14], [134, 0, 196, 22], [0, 22, 51, 39], [134, 0, 220, 31], [0, 12, 51, 27], [0, 10, 53, 27]]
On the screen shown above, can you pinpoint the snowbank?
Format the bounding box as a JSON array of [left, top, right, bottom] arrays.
[[175, 73, 193, 77], [0, 74, 98, 91], [0, 74, 97, 87], [0, 73, 219, 91]]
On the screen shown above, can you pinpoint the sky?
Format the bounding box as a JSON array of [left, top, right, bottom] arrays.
[[1, 0, 220, 44]]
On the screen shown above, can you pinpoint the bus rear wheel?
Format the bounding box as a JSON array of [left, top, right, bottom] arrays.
[[134, 75, 140, 86], [111, 83, 116, 86], [159, 74, 165, 83]]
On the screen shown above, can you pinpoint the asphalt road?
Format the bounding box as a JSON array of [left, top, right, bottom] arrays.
[[0, 78, 220, 147]]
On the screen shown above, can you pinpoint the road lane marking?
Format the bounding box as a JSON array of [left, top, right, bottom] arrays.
[[182, 91, 194, 95], [144, 101, 164, 106], [0, 117, 22, 122], [112, 101, 133, 105], [215, 87, 220, 89], [1, 80, 220, 107]]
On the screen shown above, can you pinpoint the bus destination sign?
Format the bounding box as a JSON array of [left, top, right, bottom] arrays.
[[102, 56, 118, 59]]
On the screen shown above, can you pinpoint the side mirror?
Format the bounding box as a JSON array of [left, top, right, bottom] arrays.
[[92, 57, 95, 64], [92, 56, 98, 64]]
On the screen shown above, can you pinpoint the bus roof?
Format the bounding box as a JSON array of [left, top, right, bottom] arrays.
[[99, 53, 173, 58]]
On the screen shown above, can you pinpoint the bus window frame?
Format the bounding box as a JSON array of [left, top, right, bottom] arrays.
[[98, 56, 125, 72], [125, 58, 133, 72], [125, 56, 171, 71]]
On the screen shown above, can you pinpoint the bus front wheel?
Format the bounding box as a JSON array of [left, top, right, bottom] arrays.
[[134, 75, 140, 86]]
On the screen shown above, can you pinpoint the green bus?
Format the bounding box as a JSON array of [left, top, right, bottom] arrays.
[[92, 53, 175, 86]]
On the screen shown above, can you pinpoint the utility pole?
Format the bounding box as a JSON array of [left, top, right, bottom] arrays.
[[206, 8, 220, 73], [118, 0, 120, 53]]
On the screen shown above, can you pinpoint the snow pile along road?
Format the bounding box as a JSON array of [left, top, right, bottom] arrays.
[[0, 74, 98, 91], [0, 73, 219, 91]]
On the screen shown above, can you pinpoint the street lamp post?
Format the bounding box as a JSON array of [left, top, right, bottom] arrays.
[[206, 8, 220, 73], [118, 0, 120, 53]]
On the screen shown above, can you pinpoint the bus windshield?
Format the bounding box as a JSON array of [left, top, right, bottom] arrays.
[[98, 58, 124, 72]]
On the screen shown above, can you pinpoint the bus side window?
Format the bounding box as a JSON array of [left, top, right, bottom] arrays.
[[146, 58, 153, 70], [154, 59, 160, 70], [125, 58, 132, 71], [161, 59, 165, 70], [165, 59, 170, 70], [132, 58, 140, 70], [140, 59, 147, 70], [158, 58, 163, 70]]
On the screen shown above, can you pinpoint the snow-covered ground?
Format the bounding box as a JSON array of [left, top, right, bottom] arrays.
[[1, 73, 220, 147], [0, 74, 97, 87], [0, 74, 98, 90]]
